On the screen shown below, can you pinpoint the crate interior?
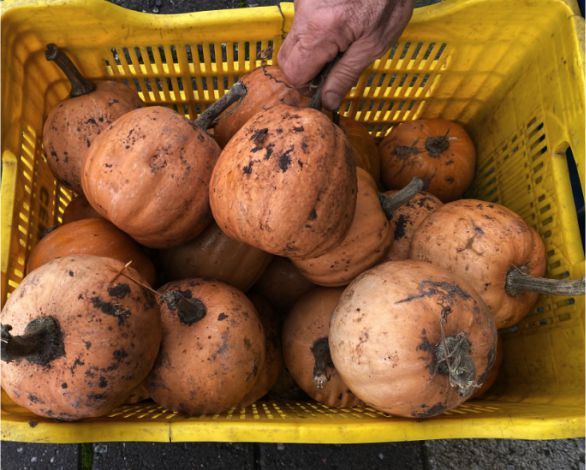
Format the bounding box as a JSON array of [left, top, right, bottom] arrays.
[[1, 0, 584, 442]]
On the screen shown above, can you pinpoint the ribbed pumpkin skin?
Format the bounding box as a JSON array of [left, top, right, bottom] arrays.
[[409, 199, 547, 329], [213, 65, 311, 148], [292, 169, 392, 287], [338, 117, 380, 184], [329, 260, 497, 418], [382, 191, 443, 262], [146, 279, 265, 416], [379, 119, 476, 202], [26, 218, 156, 285], [210, 104, 357, 259], [43, 81, 142, 193], [82, 106, 219, 248], [159, 223, 272, 291], [1, 255, 161, 421], [283, 287, 361, 408]]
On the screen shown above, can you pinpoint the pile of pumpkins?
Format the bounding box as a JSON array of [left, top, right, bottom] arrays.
[[1, 45, 582, 422]]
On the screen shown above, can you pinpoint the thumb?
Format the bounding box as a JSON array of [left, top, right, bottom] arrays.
[[320, 39, 382, 111]]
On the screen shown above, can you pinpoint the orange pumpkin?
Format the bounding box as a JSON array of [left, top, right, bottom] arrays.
[[283, 287, 361, 408], [379, 119, 476, 202], [26, 218, 156, 285], [338, 116, 380, 184], [43, 45, 142, 193], [1, 255, 161, 420], [292, 168, 392, 286], [210, 104, 357, 258], [213, 65, 311, 148], [329, 260, 497, 418], [159, 222, 272, 291]]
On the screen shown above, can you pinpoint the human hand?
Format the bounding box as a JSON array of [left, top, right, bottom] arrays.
[[278, 0, 414, 110]]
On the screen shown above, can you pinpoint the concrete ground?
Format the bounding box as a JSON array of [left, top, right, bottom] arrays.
[[2, 1, 584, 469]]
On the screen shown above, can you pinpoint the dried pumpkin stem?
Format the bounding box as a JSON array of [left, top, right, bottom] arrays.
[[506, 267, 585, 296], [1, 316, 65, 365], [378, 176, 425, 219], [194, 81, 248, 130], [45, 44, 96, 98], [309, 55, 342, 110], [310, 336, 334, 389]]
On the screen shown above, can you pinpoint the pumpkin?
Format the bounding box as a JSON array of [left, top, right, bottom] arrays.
[[158, 222, 272, 291], [382, 191, 443, 262], [82, 83, 246, 249], [210, 104, 357, 258], [26, 218, 156, 285], [282, 287, 361, 408], [379, 119, 476, 202], [292, 168, 392, 286], [472, 335, 503, 399], [253, 257, 314, 311], [239, 293, 283, 407], [213, 65, 311, 148], [61, 195, 101, 224], [329, 260, 497, 418], [338, 116, 380, 184], [408, 199, 583, 329], [43, 44, 142, 193], [0, 255, 161, 420], [146, 278, 265, 415]]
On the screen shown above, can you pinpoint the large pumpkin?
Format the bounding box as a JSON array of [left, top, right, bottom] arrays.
[[210, 104, 357, 258], [409, 200, 547, 329], [146, 279, 265, 415], [0, 255, 161, 420], [379, 119, 476, 202], [292, 168, 392, 286], [159, 222, 272, 291], [213, 65, 311, 147], [329, 260, 497, 418], [283, 287, 361, 408], [27, 218, 156, 285], [43, 45, 142, 193]]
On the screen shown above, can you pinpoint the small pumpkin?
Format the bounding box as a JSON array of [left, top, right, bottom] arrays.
[[239, 293, 283, 407], [213, 65, 311, 148], [26, 218, 156, 285], [210, 104, 357, 258], [409, 200, 584, 329], [329, 260, 497, 418], [338, 116, 380, 184], [379, 119, 476, 202], [382, 191, 443, 262], [82, 83, 246, 248], [0, 255, 161, 420], [158, 222, 272, 291], [282, 287, 361, 408], [61, 195, 101, 224], [146, 279, 265, 415], [253, 257, 314, 311], [292, 168, 392, 286], [42, 45, 142, 193]]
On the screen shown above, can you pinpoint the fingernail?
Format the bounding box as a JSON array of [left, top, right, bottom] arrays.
[[322, 91, 343, 111]]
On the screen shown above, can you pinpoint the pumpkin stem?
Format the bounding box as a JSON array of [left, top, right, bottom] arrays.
[[378, 176, 425, 219], [193, 81, 248, 130], [425, 135, 450, 156], [311, 336, 334, 389], [309, 55, 342, 110], [1, 316, 65, 365], [435, 320, 477, 398], [506, 266, 585, 296], [45, 44, 96, 98]]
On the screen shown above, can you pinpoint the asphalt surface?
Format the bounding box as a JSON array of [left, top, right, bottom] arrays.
[[2, 1, 584, 469]]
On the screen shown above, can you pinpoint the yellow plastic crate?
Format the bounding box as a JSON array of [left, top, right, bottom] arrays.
[[1, 0, 584, 443]]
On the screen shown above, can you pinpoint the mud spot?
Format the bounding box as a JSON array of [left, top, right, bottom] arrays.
[[90, 296, 131, 325], [393, 214, 409, 240], [27, 393, 43, 404], [87, 393, 107, 401], [293, 126, 304, 132], [61, 382, 68, 389], [243, 338, 252, 350], [278, 147, 294, 172], [218, 313, 228, 321], [445, 176, 455, 184], [108, 283, 131, 299], [28, 420, 39, 428], [301, 140, 309, 154], [84, 340, 92, 350], [98, 376, 108, 388], [251, 128, 269, 146], [70, 357, 85, 375], [412, 402, 446, 418], [308, 208, 317, 220], [264, 143, 275, 160], [68, 270, 75, 277]]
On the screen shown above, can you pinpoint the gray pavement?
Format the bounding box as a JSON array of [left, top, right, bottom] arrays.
[[2, 1, 584, 469]]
